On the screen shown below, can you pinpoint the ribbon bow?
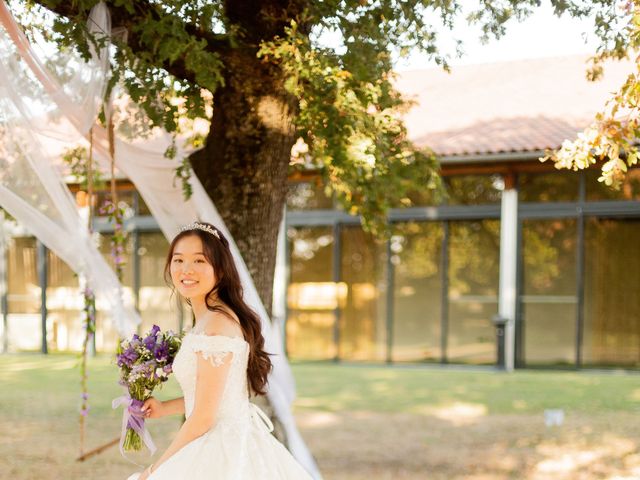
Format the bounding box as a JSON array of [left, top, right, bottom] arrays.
[[112, 391, 157, 459], [249, 402, 275, 433]]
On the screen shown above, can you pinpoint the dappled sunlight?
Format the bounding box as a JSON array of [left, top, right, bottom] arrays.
[[409, 401, 488, 425], [2, 359, 76, 372], [628, 388, 640, 401], [296, 411, 342, 429], [512, 399, 528, 410], [532, 435, 638, 479], [294, 397, 326, 409]]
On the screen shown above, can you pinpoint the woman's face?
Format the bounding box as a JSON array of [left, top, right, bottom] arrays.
[[170, 235, 217, 300]]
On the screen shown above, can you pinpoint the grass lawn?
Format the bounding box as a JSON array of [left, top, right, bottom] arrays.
[[2, 353, 640, 479]]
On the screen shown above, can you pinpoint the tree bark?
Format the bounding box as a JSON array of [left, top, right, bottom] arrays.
[[189, 49, 295, 316]]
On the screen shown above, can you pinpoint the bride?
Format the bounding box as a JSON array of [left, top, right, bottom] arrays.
[[127, 222, 314, 480]]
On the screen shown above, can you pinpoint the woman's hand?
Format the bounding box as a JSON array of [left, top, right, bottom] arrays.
[[141, 397, 165, 419]]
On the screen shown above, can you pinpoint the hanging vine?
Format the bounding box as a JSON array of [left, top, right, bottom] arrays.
[[67, 111, 131, 461], [99, 112, 129, 281], [78, 127, 97, 456]]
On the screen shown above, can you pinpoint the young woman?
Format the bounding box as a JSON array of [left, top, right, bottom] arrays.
[[127, 222, 313, 480]]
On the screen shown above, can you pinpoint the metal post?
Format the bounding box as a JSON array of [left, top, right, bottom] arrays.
[[575, 173, 586, 368], [385, 237, 394, 364], [132, 230, 141, 335], [514, 216, 524, 368], [332, 222, 342, 362], [440, 221, 449, 364], [498, 176, 518, 372], [0, 222, 8, 353], [37, 240, 48, 354]]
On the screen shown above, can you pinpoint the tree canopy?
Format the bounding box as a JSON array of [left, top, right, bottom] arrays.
[[11, 1, 630, 225], [7, 0, 637, 308]]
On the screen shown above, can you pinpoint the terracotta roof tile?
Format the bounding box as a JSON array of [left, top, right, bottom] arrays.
[[395, 55, 634, 158]]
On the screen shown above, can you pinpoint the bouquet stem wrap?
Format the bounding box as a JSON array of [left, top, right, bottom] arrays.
[[112, 390, 157, 456]]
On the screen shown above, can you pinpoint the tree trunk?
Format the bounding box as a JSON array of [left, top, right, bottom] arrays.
[[190, 2, 307, 448], [189, 50, 295, 317]]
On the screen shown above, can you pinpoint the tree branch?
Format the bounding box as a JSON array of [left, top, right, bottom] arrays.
[[25, 0, 233, 85]]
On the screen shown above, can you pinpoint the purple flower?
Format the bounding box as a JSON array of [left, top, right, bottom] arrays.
[[117, 346, 139, 368], [163, 364, 172, 374], [130, 336, 142, 349], [154, 342, 169, 361], [143, 335, 156, 351]]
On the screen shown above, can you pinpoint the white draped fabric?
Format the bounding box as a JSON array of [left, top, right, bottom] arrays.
[[0, 3, 320, 477], [0, 1, 139, 336]]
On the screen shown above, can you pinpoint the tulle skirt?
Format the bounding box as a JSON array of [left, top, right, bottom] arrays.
[[126, 415, 313, 480]]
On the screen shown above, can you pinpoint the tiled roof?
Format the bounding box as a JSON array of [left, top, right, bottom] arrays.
[[395, 55, 634, 158]]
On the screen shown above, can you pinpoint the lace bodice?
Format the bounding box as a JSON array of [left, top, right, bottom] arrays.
[[172, 331, 252, 422]]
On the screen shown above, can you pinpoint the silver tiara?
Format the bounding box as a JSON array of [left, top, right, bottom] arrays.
[[180, 222, 221, 239]]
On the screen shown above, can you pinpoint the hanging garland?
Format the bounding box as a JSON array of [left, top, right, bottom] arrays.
[[78, 127, 97, 456], [99, 112, 128, 280], [72, 114, 130, 461]]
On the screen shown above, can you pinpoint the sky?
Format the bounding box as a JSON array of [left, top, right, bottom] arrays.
[[394, 2, 599, 71]]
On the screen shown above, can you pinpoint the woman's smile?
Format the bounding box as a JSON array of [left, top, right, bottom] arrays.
[[180, 278, 199, 288]]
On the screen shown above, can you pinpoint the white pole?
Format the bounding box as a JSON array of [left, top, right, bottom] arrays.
[[498, 187, 518, 371]]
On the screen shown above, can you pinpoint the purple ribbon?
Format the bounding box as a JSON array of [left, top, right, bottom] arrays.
[[112, 391, 157, 459]]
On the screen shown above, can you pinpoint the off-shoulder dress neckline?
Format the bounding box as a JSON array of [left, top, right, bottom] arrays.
[[184, 330, 249, 346]]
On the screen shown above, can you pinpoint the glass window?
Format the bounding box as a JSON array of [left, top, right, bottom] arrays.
[[585, 168, 640, 202], [8, 237, 39, 314], [7, 237, 41, 351], [138, 232, 180, 334], [447, 220, 500, 364], [137, 192, 152, 216], [340, 226, 387, 361], [286, 181, 333, 210], [518, 171, 580, 203], [583, 218, 640, 367], [445, 175, 502, 205], [391, 222, 443, 362], [46, 251, 82, 352], [521, 219, 577, 366], [97, 233, 135, 352], [286, 227, 336, 360]]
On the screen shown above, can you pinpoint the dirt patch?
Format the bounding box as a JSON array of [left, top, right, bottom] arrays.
[[296, 410, 640, 480], [1, 408, 639, 479]]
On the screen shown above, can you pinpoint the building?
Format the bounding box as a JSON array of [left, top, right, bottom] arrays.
[[285, 55, 640, 368], [2, 55, 639, 369]]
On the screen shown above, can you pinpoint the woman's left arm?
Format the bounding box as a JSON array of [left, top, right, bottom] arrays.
[[139, 350, 234, 479]]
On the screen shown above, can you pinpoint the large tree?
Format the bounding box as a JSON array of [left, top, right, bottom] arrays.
[[9, 0, 630, 313]]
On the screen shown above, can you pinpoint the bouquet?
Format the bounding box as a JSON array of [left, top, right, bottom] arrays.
[[112, 324, 182, 453]]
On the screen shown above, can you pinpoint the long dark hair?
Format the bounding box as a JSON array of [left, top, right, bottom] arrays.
[[164, 222, 272, 396]]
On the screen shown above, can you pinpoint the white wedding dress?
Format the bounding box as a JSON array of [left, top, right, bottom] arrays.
[[126, 331, 314, 479]]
